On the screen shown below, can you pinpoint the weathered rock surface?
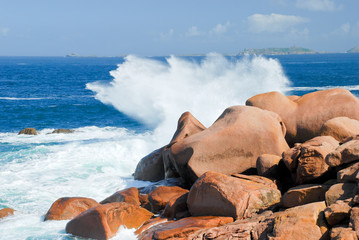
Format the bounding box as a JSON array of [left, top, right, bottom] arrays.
[[350, 207, 359, 238], [169, 106, 289, 184], [326, 140, 359, 167], [18, 127, 38, 135], [0, 208, 14, 219], [268, 202, 328, 240], [148, 186, 189, 214], [325, 183, 357, 206], [100, 187, 140, 206], [330, 226, 357, 240], [51, 129, 74, 134], [66, 202, 153, 240], [135, 217, 169, 236], [246, 89, 359, 145], [137, 216, 233, 240], [44, 197, 99, 221], [324, 200, 351, 226], [256, 154, 282, 178], [187, 171, 281, 220], [281, 184, 328, 208], [282, 136, 339, 184], [337, 161, 359, 183], [161, 192, 190, 220], [320, 117, 359, 142]]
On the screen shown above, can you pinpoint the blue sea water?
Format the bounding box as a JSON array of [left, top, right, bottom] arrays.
[[0, 53, 358, 239]]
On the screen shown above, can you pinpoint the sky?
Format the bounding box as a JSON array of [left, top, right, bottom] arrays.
[[0, 0, 358, 56]]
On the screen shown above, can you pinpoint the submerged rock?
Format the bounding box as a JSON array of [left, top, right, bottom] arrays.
[[51, 129, 74, 134], [18, 128, 38, 135]]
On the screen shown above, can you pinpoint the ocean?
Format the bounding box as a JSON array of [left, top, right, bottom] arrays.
[[0, 53, 358, 239]]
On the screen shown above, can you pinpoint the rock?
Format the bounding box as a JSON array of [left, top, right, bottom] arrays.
[[139, 194, 151, 211], [66, 202, 153, 240], [137, 216, 233, 240], [44, 197, 99, 221], [18, 128, 38, 135], [187, 171, 281, 220], [169, 106, 289, 184], [256, 154, 282, 178], [337, 161, 359, 183], [134, 112, 205, 182], [138, 177, 186, 194], [320, 117, 359, 142], [191, 211, 275, 240], [281, 184, 328, 208], [350, 207, 359, 238], [0, 208, 14, 219], [135, 217, 169, 236], [148, 186, 189, 214], [342, 135, 359, 144], [325, 183, 357, 206], [330, 226, 357, 240], [282, 136, 339, 184], [326, 140, 359, 167], [231, 173, 278, 189], [324, 200, 351, 226], [246, 89, 359, 145], [268, 202, 328, 240], [51, 129, 74, 134], [100, 187, 140, 206], [134, 147, 166, 182], [161, 193, 190, 220]]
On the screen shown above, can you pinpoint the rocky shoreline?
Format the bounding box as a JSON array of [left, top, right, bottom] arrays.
[[3, 88, 359, 239]]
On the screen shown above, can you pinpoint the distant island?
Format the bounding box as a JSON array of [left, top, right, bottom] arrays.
[[239, 46, 317, 55], [347, 46, 359, 53]]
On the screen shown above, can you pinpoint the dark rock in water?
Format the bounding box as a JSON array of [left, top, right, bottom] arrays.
[[18, 128, 38, 135], [51, 129, 74, 134], [44, 197, 99, 221], [66, 202, 153, 240], [138, 177, 187, 194], [0, 208, 14, 219], [134, 147, 165, 182]]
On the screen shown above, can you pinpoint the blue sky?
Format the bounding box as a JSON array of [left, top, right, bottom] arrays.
[[0, 0, 358, 56]]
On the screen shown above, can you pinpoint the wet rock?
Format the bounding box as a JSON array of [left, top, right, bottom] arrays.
[[282, 136, 339, 184], [246, 89, 359, 145], [325, 183, 357, 206], [187, 171, 281, 220], [169, 106, 289, 184], [66, 202, 153, 240], [320, 117, 359, 142], [0, 208, 14, 219], [281, 184, 328, 208], [44, 197, 99, 221], [51, 129, 74, 134], [148, 186, 189, 214], [137, 216, 233, 240], [100, 187, 140, 206], [18, 128, 38, 135]]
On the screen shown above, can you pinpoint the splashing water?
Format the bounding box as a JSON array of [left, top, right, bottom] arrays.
[[87, 53, 290, 144]]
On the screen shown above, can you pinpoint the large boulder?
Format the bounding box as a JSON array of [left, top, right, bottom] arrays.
[[268, 202, 328, 240], [337, 161, 359, 183], [168, 106, 289, 184], [246, 89, 359, 145], [100, 187, 140, 206], [44, 197, 99, 221], [324, 200, 351, 226], [320, 117, 359, 142], [148, 186, 189, 214], [134, 112, 205, 182], [282, 136, 339, 184], [325, 183, 357, 206], [66, 202, 153, 240], [0, 208, 14, 219], [187, 171, 281, 220], [18, 127, 38, 135], [137, 216, 233, 240], [326, 140, 359, 167]]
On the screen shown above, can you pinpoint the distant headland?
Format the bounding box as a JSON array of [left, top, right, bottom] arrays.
[[239, 46, 316, 55]]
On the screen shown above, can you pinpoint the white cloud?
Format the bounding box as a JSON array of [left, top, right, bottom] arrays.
[[247, 13, 309, 33], [340, 23, 351, 34], [295, 0, 343, 11], [159, 29, 174, 40], [209, 22, 231, 35], [186, 26, 201, 37], [1, 27, 9, 37]]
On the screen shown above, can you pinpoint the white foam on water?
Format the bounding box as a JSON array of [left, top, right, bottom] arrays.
[[1, 53, 291, 239], [285, 85, 359, 92]]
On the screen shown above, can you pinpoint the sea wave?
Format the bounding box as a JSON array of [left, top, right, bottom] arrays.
[[285, 85, 359, 92]]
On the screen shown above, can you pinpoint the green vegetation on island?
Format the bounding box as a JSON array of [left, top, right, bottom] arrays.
[[347, 46, 359, 53], [239, 46, 317, 55]]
